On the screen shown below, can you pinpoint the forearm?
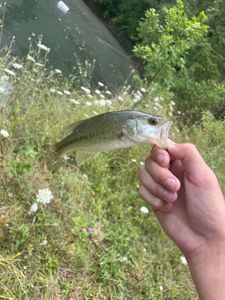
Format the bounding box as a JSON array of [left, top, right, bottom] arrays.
[[187, 244, 225, 300]]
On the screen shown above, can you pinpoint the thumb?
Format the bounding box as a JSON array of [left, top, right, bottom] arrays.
[[167, 143, 206, 173]]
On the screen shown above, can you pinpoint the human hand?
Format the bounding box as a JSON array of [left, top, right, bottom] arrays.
[[139, 143, 225, 258]]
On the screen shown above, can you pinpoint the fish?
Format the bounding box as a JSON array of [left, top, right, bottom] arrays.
[[46, 110, 171, 171]]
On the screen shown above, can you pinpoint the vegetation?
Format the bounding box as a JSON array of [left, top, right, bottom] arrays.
[[92, 0, 225, 117], [0, 45, 225, 298], [1, 0, 225, 298]]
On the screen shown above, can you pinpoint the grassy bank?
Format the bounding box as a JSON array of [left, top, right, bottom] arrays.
[[0, 53, 225, 299]]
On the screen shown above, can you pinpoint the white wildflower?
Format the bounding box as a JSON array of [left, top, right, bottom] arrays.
[[105, 90, 112, 96], [63, 155, 70, 161], [95, 89, 101, 95], [12, 63, 23, 70], [118, 96, 124, 102], [133, 93, 141, 103], [85, 101, 92, 106], [0, 129, 9, 138], [56, 90, 63, 96], [99, 94, 105, 99], [30, 202, 38, 213], [87, 94, 93, 99], [63, 90, 71, 96], [180, 256, 187, 265], [153, 96, 160, 103], [171, 100, 176, 106], [55, 68, 62, 74], [50, 88, 56, 93], [141, 87, 147, 93], [27, 55, 35, 63], [120, 256, 128, 262], [140, 206, 149, 214], [159, 285, 164, 291], [136, 90, 143, 97], [4, 69, 16, 76], [81, 86, 91, 94], [35, 63, 44, 67], [70, 99, 80, 105], [36, 188, 53, 205], [98, 99, 107, 106], [39, 239, 48, 246], [106, 100, 112, 106], [154, 102, 162, 108], [98, 81, 104, 87], [140, 161, 144, 166], [133, 97, 140, 103], [131, 159, 137, 163], [37, 43, 50, 52]]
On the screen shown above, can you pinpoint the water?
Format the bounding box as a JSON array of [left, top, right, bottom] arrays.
[[1, 0, 135, 88]]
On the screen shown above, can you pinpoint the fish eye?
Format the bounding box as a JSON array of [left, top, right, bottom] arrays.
[[148, 118, 158, 126]]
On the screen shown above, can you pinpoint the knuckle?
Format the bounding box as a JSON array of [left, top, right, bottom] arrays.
[[154, 199, 164, 209], [154, 184, 165, 198], [184, 143, 198, 153], [139, 167, 145, 181], [144, 156, 151, 167]]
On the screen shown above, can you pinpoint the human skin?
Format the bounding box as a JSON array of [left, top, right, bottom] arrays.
[[139, 143, 225, 300]]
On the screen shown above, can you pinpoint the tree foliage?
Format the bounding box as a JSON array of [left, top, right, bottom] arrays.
[[134, 0, 208, 87], [91, 0, 225, 118]]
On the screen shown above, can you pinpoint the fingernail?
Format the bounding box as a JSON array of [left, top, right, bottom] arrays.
[[164, 178, 176, 188]]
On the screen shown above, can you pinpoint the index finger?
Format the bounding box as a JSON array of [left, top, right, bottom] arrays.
[[149, 146, 171, 168]]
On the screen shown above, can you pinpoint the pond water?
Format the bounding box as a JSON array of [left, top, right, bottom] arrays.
[[1, 0, 135, 88]]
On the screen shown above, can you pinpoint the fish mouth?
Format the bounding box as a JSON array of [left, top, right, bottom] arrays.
[[145, 120, 172, 149], [160, 121, 172, 149]]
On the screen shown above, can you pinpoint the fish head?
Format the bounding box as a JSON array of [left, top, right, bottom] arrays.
[[122, 114, 172, 149]]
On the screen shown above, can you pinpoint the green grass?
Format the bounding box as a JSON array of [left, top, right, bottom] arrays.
[[0, 53, 225, 299]]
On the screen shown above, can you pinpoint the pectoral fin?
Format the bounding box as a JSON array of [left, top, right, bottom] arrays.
[[76, 151, 92, 165]]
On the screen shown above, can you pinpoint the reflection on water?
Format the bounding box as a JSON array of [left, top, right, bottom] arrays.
[[2, 0, 134, 88]]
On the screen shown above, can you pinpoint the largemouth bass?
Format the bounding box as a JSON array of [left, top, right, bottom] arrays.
[[47, 110, 171, 170]]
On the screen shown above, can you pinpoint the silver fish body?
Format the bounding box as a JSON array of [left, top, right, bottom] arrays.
[[51, 110, 171, 166]]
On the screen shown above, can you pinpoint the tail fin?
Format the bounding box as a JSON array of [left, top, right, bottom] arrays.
[[43, 143, 62, 172]]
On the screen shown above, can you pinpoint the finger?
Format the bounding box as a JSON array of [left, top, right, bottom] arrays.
[[150, 146, 170, 168], [170, 159, 184, 182], [144, 160, 181, 192], [139, 185, 174, 212], [168, 143, 206, 172], [139, 167, 178, 202]]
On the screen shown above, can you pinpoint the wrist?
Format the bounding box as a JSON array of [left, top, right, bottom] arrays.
[[186, 242, 225, 300], [186, 241, 225, 265]]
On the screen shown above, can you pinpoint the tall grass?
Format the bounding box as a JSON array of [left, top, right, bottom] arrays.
[[0, 49, 225, 299]]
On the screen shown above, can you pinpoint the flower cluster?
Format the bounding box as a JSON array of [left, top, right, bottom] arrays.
[[29, 188, 54, 213], [0, 129, 9, 138], [80, 83, 113, 107], [140, 206, 149, 214], [180, 255, 187, 265]]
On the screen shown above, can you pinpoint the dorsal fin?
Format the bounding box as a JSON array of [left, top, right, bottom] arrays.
[[63, 119, 85, 136]]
